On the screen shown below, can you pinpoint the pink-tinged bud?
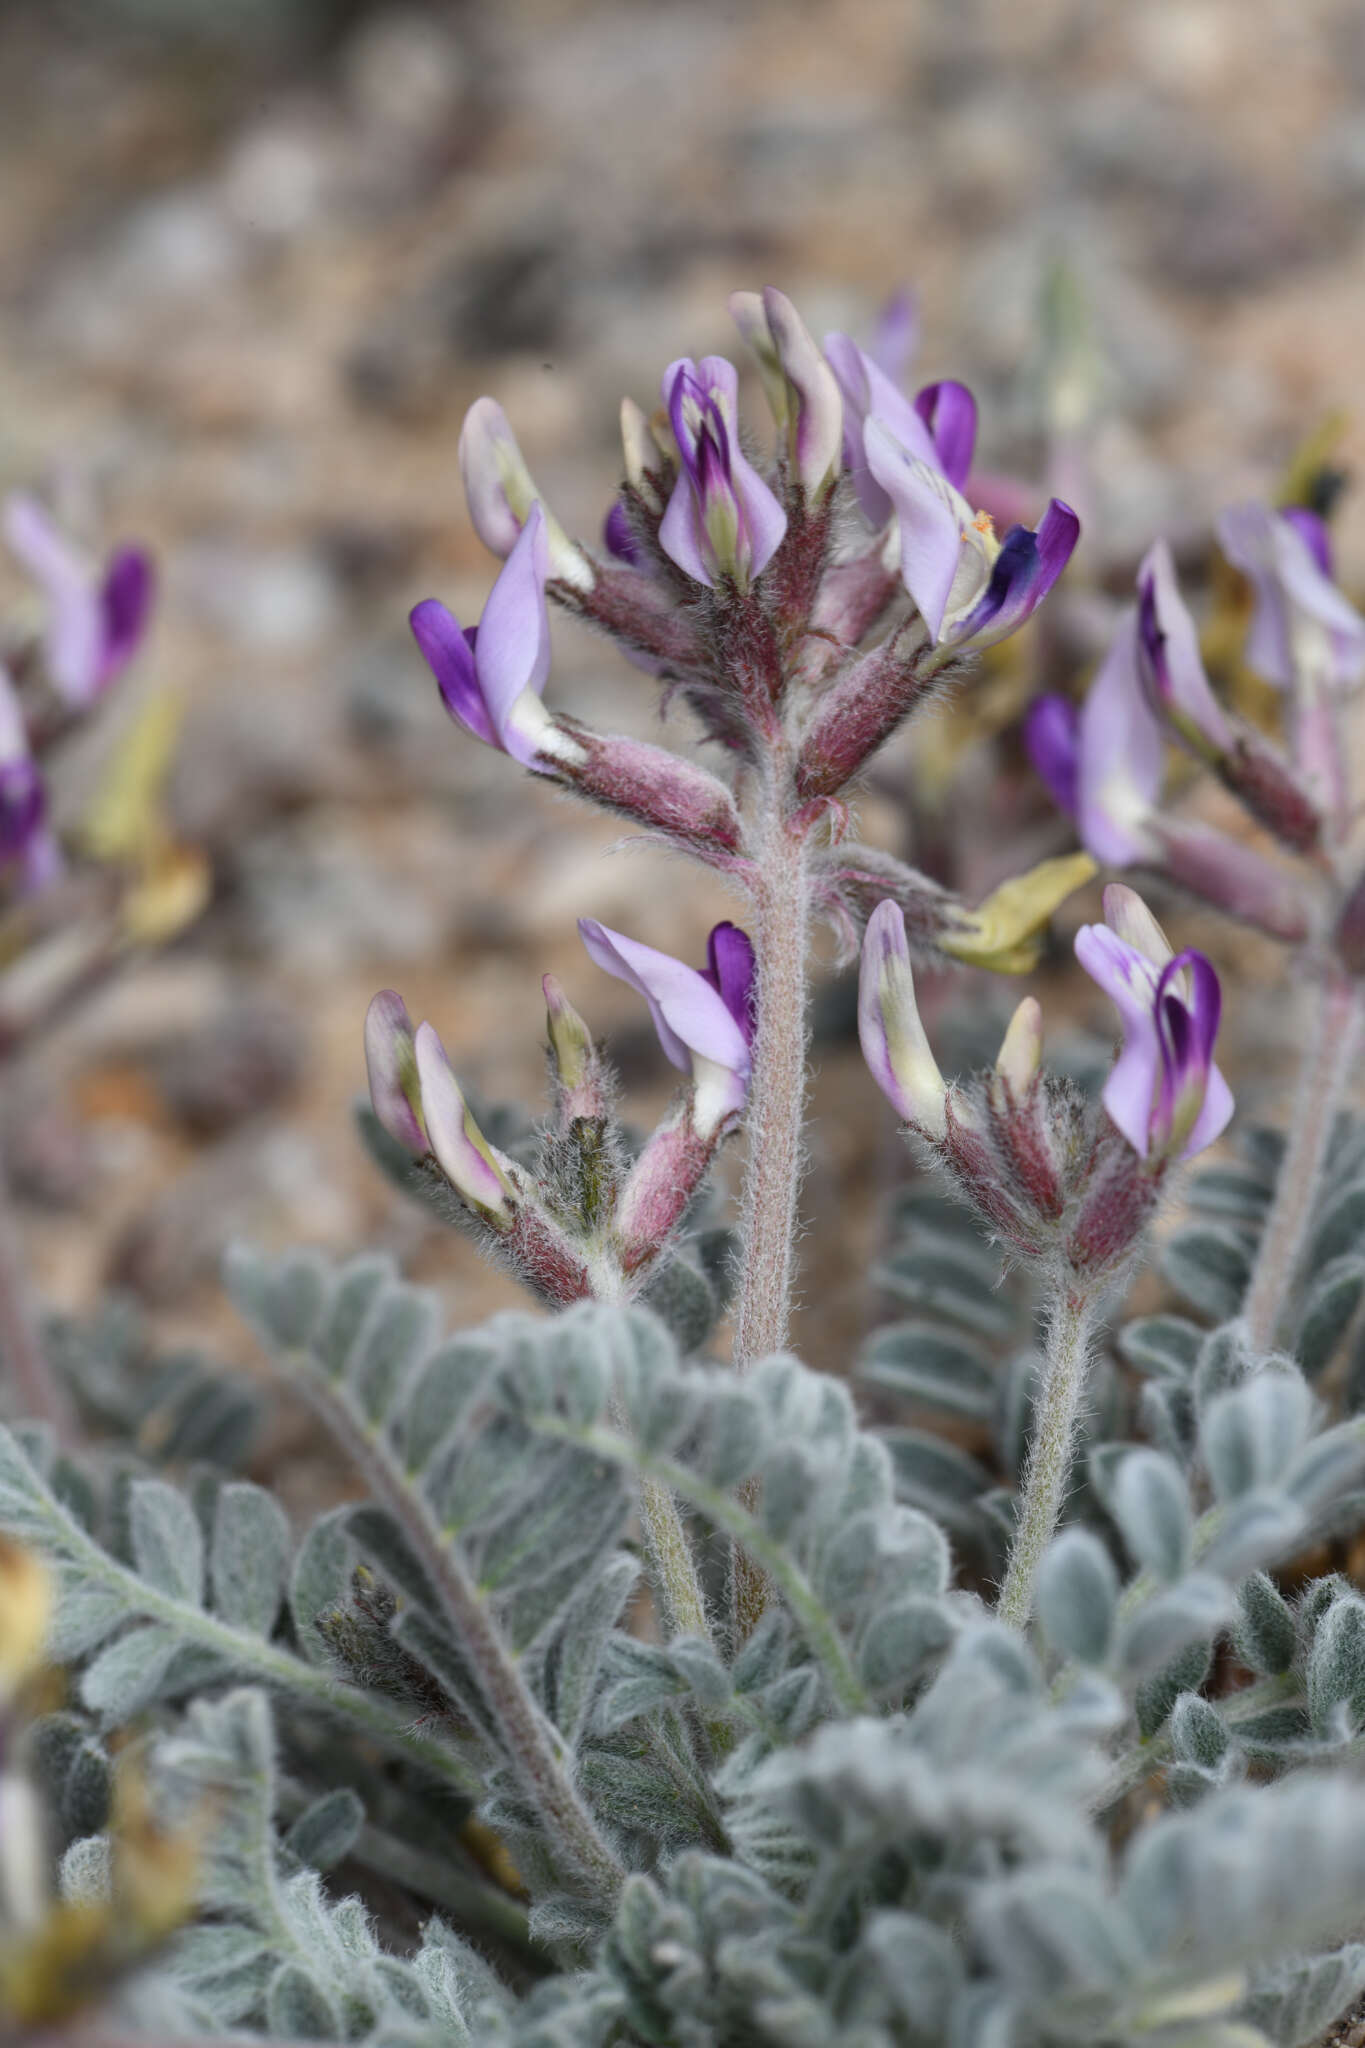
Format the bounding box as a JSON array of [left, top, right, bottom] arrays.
[[613, 1111, 719, 1276], [364, 990, 427, 1155], [729, 287, 843, 496], [457, 398, 593, 591], [552, 724, 742, 853], [858, 901, 948, 1136], [412, 1021, 517, 1226], [1067, 1141, 1162, 1273], [1075, 884, 1233, 1166], [794, 640, 934, 801]]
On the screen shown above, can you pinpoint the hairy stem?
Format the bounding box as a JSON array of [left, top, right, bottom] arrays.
[[286, 1350, 624, 1903], [997, 1284, 1101, 1630], [1242, 969, 1363, 1353], [730, 786, 812, 1639], [732, 791, 811, 1373]]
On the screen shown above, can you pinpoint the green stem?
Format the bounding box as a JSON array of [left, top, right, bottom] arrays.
[[286, 1349, 624, 1903], [18, 1457, 480, 1796], [532, 1411, 870, 1717], [1242, 969, 1363, 1353], [997, 1283, 1101, 1630]]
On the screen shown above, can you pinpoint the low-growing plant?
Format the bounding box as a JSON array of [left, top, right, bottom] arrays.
[[4, 287, 1365, 2048]]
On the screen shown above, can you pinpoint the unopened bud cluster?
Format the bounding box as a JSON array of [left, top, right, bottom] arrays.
[[861, 882, 1232, 1279]]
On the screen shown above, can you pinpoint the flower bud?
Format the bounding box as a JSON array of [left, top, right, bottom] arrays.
[[995, 996, 1044, 1097], [657, 357, 787, 591], [413, 1023, 517, 1225], [729, 287, 843, 497], [858, 900, 948, 1136], [364, 990, 426, 1155], [458, 398, 593, 591]]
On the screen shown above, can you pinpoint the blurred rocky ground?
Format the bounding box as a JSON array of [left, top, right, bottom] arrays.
[[0, 0, 1360, 1430]]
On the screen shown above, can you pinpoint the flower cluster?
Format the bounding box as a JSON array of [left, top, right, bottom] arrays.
[[860, 882, 1232, 1276], [366, 919, 755, 1300], [376, 285, 1095, 1289], [1025, 503, 1365, 957]]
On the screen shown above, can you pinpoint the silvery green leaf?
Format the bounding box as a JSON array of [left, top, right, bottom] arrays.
[[638, 1256, 719, 1355], [972, 1867, 1141, 1997], [44, 1579, 128, 1660], [1235, 1573, 1298, 1678], [210, 1482, 291, 1635], [884, 1431, 991, 1532], [1036, 1529, 1118, 1666], [1170, 1692, 1231, 1769], [288, 1507, 355, 1665], [1194, 1322, 1260, 1413], [58, 1833, 112, 1904], [1116, 1574, 1233, 1679], [168, 1925, 277, 2022], [1135, 1638, 1214, 1740], [349, 1284, 438, 1425], [129, 1478, 204, 1606], [1201, 1369, 1314, 1501], [1295, 1257, 1365, 1379], [1283, 1420, 1365, 1520], [401, 1337, 497, 1475], [81, 1623, 183, 1723], [1162, 1226, 1255, 1323], [596, 1637, 689, 1730], [1119, 1314, 1204, 1380], [541, 1553, 639, 1745], [1198, 1493, 1307, 1582], [860, 1322, 997, 1420], [347, 1504, 442, 1615], [1240, 1944, 1365, 2048], [1310, 1179, 1365, 1273], [1112, 1449, 1192, 1581], [1187, 1166, 1273, 1221], [1307, 1592, 1365, 1737], [284, 1788, 364, 1870], [697, 1387, 765, 1489], [312, 1254, 392, 1378], [859, 1911, 962, 2034], [666, 1636, 730, 1706], [873, 1242, 1016, 1337], [857, 1596, 954, 1695], [266, 1962, 339, 2041], [1140, 1376, 1198, 1464]]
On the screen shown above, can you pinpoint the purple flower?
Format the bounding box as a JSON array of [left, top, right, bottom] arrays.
[[823, 333, 976, 524], [1218, 502, 1365, 695], [603, 500, 643, 565], [1075, 883, 1233, 1163], [863, 422, 1078, 651], [1024, 694, 1081, 817], [1135, 539, 1234, 759], [729, 288, 843, 496], [657, 356, 788, 590], [857, 899, 948, 1136], [3, 495, 153, 709], [0, 665, 57, 891], [409, 506, 580, 775], [577, 916, 755, 1132], [457, 397, 593, 591], [1073, 611, 1165, 866]]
